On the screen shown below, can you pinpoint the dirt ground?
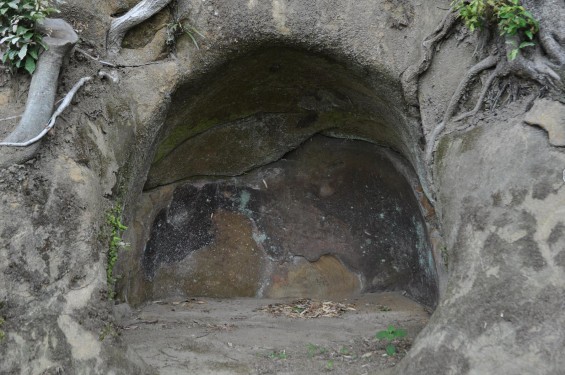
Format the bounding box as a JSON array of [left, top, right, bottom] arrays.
[[118, 292, 430, 375]]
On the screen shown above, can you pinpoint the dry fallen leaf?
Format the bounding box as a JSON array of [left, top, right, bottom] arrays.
[[259, 299, 356, 319]]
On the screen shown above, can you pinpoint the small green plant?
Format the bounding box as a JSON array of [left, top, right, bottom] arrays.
[[99, 322, 118, 341], [106, 205, 128, 299], [339, 346, 350, 355], [268, 350, 287, 360], [0, 0, 59, 74], [306, 343, 326, 358], [375, 325, 407, 356], [377, 304, 392, 312], [441, 245, 449, 269], [166, 19, 205, 50], [0, 317, 5, 342], [325, 359, 334, 371], [451, 0, 539, 60]]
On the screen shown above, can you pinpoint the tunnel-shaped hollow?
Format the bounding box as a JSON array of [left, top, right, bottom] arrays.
[[117, 48, 442, 308]]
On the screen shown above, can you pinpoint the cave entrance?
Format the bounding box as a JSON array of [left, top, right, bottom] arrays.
[[115, 47, 444, 373], [117, 47, 442, 309]]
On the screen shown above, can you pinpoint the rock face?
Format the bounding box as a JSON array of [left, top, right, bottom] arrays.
[[118, 136, 439, 306], [524, 98, 565, 147], [397, 102, 565, 374], [0, 0, 563, 374]]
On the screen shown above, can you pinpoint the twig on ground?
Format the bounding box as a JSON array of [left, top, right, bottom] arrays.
[[75, 48, 166, 68], [0, 115, 22, 122], [75, 48, 117, 67]]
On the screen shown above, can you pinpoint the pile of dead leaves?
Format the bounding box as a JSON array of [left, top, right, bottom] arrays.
[[259, 299, 356, 319]]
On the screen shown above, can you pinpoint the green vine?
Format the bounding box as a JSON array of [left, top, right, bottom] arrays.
[[106, 205, 128, 299], [166, 19, 204, 50], [451, 0, 539, 60], [0, 317, 5, 342], [375, 325, 407, 356], [0, 0, 58, 74]]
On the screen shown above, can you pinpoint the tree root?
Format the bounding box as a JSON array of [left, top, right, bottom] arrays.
[[425, 54, 499, 163], [453, 63, 504, 122], [424, 24, 564, 164], [401, 10, 459, 109], [107, 0, 173, 54], [0, 18, 78, 167], [539, 31, 565, 66], [75, 48, 166, 69], [426, 53, 562, 166], [75, 47, 117, 67], [0, 77, 93, 147], [416, 2, 565, 198], [0, 115, 22, 122]]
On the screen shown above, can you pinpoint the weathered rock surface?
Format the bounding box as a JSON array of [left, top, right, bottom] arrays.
[[0, 0, 563, 374], [119, 293, 431, 375], [119, 136, 439, 307], [397, 103, 565, 374], [524, 98, 565, 147]]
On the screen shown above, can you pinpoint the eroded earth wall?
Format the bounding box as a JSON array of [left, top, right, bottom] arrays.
[[0, 0, 563, 374]]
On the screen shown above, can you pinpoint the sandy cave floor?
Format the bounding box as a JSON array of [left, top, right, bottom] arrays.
[[118, 292, 430, 375]]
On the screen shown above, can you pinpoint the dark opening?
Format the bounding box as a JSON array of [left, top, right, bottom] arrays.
[[117, 47, 441, 309]]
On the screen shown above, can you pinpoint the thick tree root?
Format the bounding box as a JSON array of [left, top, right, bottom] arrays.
[[453, 66, 503, 122], [539, 31, 565, 66], [107, 0, 173, 54], [401, 10, 459, 109], [425, 54, 498, 163], [0, 77, 92, 147], [0, 18, 78, 167]]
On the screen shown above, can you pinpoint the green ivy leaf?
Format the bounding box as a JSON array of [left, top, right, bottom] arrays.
[[376, 331, 390, 340], [508, 48, 519, 61], [24, 55, 35, 74], [395, 328, 407, 338], [28, 45, 37, 59], [16, 25, 28, 34], [519, 41, 535, 49], [17, 42, 26, 59]]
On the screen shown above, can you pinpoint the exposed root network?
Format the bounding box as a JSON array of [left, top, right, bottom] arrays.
[[404, 3, 565, 193]]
